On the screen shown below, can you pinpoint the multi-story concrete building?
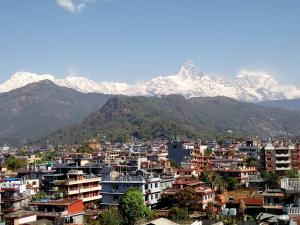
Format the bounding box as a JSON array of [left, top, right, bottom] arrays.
[[0, 178, 29, 214], [216, 165, 257, 185], [262, 143, 300, 175], [239, 140, 261, 160], [101, 170, 162, 208], [30, 199, 84, 224], [281, 178, 300, 216], [54, 170, 101, 207]]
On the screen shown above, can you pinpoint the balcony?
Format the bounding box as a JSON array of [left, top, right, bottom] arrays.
[[263, 203, 284, 209], [276, 166, 291, 171], [276, 153, 290, 157], [145, 188, 161, 194], [66, 189, 80, 195], [36, 211, 68, 217], [286, 207, 300, 215], [80, 186, 101, 193], [276, 160, 291, 164], [55, 177, 101, 186], [146, 198, 158, 206], [65, 186, 101, 195], [2, 194, 27, 201], [82, 195, 101, 202], [281, 178, 300, 193]]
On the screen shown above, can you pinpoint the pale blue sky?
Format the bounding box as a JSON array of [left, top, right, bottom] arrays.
[[0, 0, 299, 85]]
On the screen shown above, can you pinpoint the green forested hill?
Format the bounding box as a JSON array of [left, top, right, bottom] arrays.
[[0, 80, 110, 146], [42, 95, 300, 145]]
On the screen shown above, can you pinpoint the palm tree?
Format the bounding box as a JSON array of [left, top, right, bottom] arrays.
[[212, 174, 227, 193], [203, 171, 227, 193]]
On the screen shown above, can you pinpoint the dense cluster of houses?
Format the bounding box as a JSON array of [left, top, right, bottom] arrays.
[[0, 138, 300, 225]]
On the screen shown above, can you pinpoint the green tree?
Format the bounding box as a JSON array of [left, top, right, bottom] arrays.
[[221, 216, 237, 225], [169, 207, 189, 221], [202, 172, 227, 193], [119, 188, 151, 225], [202, 171, 214, 185], [261, 172, 280, 189], [205, 148, 213, 155], [205, 202, 214, 219], [226, 177, 239, 191], [286, 170, 300, 178], [212, 174, 227, 193], [36, 151, 58, 164], [77, 144, 95, 153], [32, 190, 48, 201], [99, 207, 122, 225], [84, 216, 100, 225], [174, 187, 199, 211], [4, 156, 27, 171], [245, 156, 258, 167]]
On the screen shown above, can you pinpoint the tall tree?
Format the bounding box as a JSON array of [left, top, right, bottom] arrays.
[[226, 177, 239, 191], [212, 174, 227, 193], [99, 207, 122, 225], [261, 172, 280, 189], [119, 188, 150, 225], [286, 170, 300, 178], [202, 172, 227, 193], [4, 156, 27, 171], [174, 187, 199, 211]]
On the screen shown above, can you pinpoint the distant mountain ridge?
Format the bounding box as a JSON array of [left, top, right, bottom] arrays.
[[259, 98, 300, 111], [1, 61, 300, 102], [0, 81, 110, 146], [41, 95, 300, 145]]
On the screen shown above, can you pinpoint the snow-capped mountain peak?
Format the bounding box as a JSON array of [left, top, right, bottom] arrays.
[[0, 72, 55, 93], [177, 60, 204, 79], [1, 62, 300, 102], [237, 70, 278, 90]]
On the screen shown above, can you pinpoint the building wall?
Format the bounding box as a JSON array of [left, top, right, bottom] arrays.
[[68, 201, 84, 215], [15, 215, 37, 225], [167, 141, 191, 165]]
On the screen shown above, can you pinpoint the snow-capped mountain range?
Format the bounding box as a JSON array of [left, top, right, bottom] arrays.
[[1, 60, 300, 102]]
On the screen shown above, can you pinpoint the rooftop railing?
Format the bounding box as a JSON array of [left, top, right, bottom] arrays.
[[281, 178, 300, 192]]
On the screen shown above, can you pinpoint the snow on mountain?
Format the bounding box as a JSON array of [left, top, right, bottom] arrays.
[[1, 61, 300, 102], [0, 72, 56, 93]]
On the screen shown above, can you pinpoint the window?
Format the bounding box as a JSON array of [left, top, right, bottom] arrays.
[[155, 183, 158, 188], [112, 184, 119, 190]]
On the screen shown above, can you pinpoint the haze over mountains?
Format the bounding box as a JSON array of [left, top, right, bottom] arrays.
[[1, 61, 300, 102]]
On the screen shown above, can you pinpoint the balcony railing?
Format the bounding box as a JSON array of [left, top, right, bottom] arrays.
[[263, 203, 284, 209], [275, 154, 290, 157], [55, 177, 101, 185], [2, 194, 28, 201], [286, 207, 300, 215], [276, 160, 291, 164], [281, 178, 300, 192], [82, 195, 101, 202], [36, 211, 68, 217], [276, 167, 291, 170]]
